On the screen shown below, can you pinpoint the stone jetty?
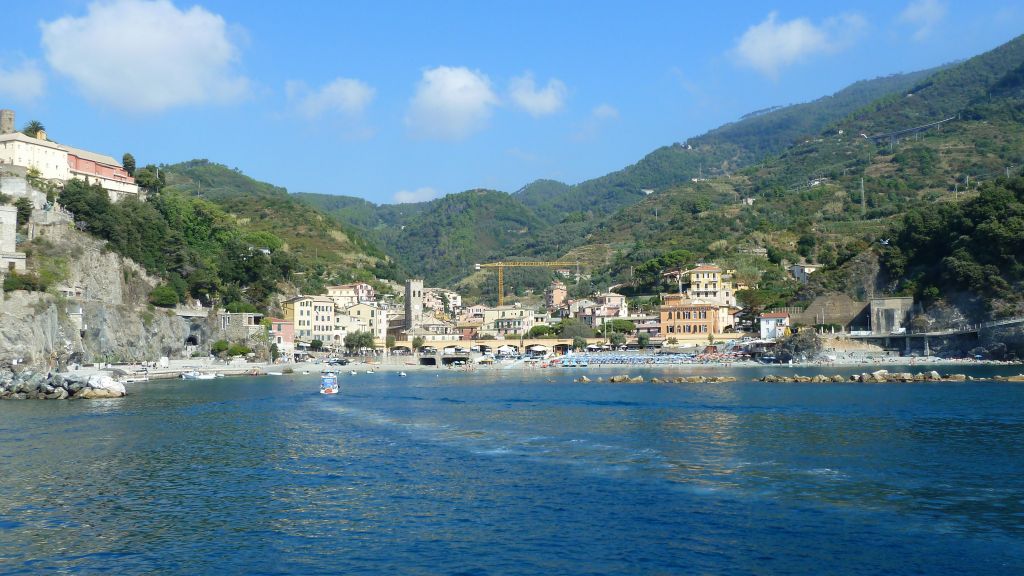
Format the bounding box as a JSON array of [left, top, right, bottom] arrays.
[[0, 368, 126, 400], [760, 369, 1024, 383]]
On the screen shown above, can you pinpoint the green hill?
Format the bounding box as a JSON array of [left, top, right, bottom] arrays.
[[161, 161, 392, 289]]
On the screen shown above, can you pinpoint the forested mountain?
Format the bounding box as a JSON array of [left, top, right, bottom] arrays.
[[161, 161, 396, 290], [512, 66, 940, 224]]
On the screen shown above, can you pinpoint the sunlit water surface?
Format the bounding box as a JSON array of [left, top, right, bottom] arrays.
[[2, 364, 1023, 574]]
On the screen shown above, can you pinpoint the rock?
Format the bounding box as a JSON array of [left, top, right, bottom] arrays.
[[610, 375, 631, 383], [74, 374, 127, 399], [716, 377, 736, 383], [928, 371, 942, 381], [649, 378, 662, 384], [629, 376, 644, 383], [831, 375, 846, 383], [913, 373, 926, 381], [945, 374, 967, 381], [12, 392, 27, 400], [577, 375, 591, 383], [1005, 374, 1024, 382]]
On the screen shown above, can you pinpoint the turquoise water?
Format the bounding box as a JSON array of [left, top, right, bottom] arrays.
[[2, 365, 1023, 574]]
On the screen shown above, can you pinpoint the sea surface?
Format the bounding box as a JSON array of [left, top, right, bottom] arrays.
[[2, 364, 1024, 574]]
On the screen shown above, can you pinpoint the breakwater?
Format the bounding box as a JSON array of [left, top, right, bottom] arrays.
[[0, 368, 126, 399]]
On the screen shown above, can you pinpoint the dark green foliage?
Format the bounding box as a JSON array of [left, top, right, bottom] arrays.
[[122, 153, 136, 177], [13, 197, 31, 228], [553, 318, 595, 339], [227, 343, 251, 357], [344, 331, 375, 351], [211, 340, 230, 355], [884, 177, 1024, 313], [21, 120, 44, 138], [59, 178, 293, 309], [2, 271, 48, 292], [148, 283, 179, 307], [310, 339, 324, 351]]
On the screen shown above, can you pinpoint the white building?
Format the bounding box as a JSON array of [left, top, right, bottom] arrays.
[[789, 263, 821, 284], [0, 204, 26, 272], [285, 295, 336, 344], [326, 282, 375, 308], [0, 110, 139, 202], [759, 312, 791, 340]]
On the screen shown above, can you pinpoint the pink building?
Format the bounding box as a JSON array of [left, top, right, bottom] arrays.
[[268, 318, 295, 358]]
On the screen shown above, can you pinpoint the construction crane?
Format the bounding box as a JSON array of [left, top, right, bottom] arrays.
[[475, 261, 579, 307]]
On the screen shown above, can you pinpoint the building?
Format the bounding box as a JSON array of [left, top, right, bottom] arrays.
[[0, 110, 139, 202], [284, 295, 336, 344], [759, 312, 791, 339], [789, 263, 821, 284], [345, 302, 387, 345], [0, 204, 26, 272], [480, 304, 536, 338], [545, 280, 567, 309], [405, 278, 424, 330], [326, 282, 375, 308], [267, 318, 295, 358], [422, 287, 462, 317], [681, 264, 736, 306], [217, 311, 265, 342], [659, 294, 724, 338]]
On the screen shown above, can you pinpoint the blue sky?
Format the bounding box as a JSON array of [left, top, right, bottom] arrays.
[[1, 1, 1022, 204]]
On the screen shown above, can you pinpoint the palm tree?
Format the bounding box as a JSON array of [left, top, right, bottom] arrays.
[[21, 120, 45, 138]]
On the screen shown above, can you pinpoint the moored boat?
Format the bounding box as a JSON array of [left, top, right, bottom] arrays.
[[180, 370, 217, 380], [320, 371, 339, 394]]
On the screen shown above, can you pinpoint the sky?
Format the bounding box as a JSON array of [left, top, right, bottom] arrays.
[[1, 1, 1022, 205]]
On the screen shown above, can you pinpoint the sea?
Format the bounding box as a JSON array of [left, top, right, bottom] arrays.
[[1, 364, 1023, 574]]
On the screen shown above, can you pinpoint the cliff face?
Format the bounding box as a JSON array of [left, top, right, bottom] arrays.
[[0, 227, 211, 368]]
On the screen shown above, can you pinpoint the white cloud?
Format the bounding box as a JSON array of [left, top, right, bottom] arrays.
[[572, 104, 619, 141], [0, 60, 45, 102], [394, 186, 440, 204], [899, 0, 947, 41], [40, 0, 248, 112], [733, 11, 866, 78], [509, 72, 567, 117], [592, 103, 619, 120], [405, 66, 499, 140], [286, 78, 375, 119]]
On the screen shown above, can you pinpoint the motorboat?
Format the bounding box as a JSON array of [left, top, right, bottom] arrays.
[[181, 370, 216, 380], [320, 371, 339, 395], [365, 369, 375, 374], [349, 370, 358, 376], [267, 371, 284, 376], [399, 371, 407, 377]]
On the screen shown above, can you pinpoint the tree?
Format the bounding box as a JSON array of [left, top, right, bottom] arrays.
[[270, 343, 280, 362], [148, 283, 179, 307], [553, 318, 595, 339], [412, 336, 425, 350], [572, 336, 587, 351], [310, 339, 324, 351], [638, 333, 650, 348], [227, 343, 252, 357], [21, 120, 44, 138], [609, 332, 626, 346], [528, 325, 552, 338], [211, 340, 230, 355], [386, 335, 396, 350], [122, 153, 136, 177], [667, 337, 678, 345], [343, 331, 375, 352], [13, 197, 32, 228]]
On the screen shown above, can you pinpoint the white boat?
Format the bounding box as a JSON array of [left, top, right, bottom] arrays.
[[302, 370, 311, 375], [320, 372, 339, 395], [399, 371, 407, 377], [267, 371, 284, 376], [349, 370, 358, 375], [365, 369, 375, 374], [180, 370, 216, 380]]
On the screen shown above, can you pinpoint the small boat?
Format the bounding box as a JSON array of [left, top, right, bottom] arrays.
[[181, 370, 216, 380], [302, 370, 311, 375], [399, 371, 407, 377], [365, 369, 375, 374], [267, 371, 284, 376], [320, 371, 339, 395], [215, 373, 226, 378], [349, 370, 358, 376]]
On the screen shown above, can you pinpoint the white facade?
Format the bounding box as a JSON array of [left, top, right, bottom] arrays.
[[287, 295, 336, 343], [344, 302, 387, 345], [759, 314, 791, 339], [789, 263, 821, 284], [0, 204, 26, 271]]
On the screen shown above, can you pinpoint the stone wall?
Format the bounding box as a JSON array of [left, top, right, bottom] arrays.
[[778, 294, 870, 329]]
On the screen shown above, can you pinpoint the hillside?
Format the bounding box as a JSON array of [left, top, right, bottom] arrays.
[[161, 161, 396, 289], [513, 66, 940, 225]]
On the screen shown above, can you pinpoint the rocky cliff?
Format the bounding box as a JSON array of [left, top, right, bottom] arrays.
[[0, 227, 212, 368]]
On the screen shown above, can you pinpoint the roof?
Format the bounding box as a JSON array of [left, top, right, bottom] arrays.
[[689, 264, 722, 272], [760, 312, 790, 319], [61, 143, 118, 167]]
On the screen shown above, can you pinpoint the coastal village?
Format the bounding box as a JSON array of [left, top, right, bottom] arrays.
[[2, 105, 1023, 381]]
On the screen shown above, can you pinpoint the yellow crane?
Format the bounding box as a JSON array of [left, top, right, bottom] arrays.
[[475, 261, 579, 307]]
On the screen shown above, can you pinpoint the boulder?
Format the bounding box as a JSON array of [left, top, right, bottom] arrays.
[[610, 375, 631, 383], [945, 374, 967, 381], [928, 371, 942, 381], [629, 376, 644, 383], [79, 374, 126, 398], [576, 375, 592, 383], [1006, 374, 1024, 382]]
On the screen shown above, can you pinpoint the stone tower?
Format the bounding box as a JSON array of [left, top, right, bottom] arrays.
[[405, 279, 424, 330], [0, 110, 13, 135]]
